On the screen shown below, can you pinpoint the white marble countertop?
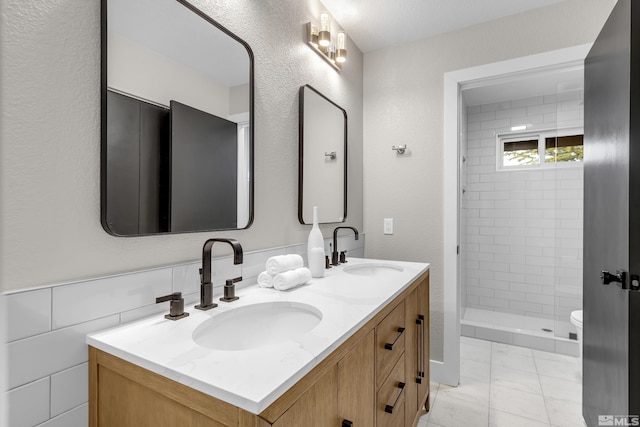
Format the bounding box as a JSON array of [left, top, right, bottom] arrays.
[[86, 258, 430, 414]]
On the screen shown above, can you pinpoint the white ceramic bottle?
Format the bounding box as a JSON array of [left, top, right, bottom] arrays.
[[307, 206, 325, 278]]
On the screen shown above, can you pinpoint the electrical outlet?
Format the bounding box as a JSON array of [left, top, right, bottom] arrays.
[[384, 218, 394, 235]]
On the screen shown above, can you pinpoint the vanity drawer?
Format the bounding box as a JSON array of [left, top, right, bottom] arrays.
[[376, 354, 406, 427], [376, 300, 406, 387]]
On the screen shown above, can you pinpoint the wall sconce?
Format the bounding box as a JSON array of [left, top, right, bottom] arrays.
[[306, 10, 346, 71]]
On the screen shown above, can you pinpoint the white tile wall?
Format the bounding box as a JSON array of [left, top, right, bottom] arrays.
[[7, 290, 51, 342], [52, 269, 172, 329], [8, 315, 119, 390], [50, 363, 88, 418], [3, 235, 365, 427], [0, 294, 8, 427], [39, 404, 87, 427], [464, 91, 583, 331], [8, 377, 50, 427]]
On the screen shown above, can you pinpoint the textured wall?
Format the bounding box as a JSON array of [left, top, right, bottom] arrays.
[[363, 0, 615, 361], [0, 0, 364, 291]]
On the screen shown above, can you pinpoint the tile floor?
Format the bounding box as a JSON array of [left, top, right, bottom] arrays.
[[417, 337, 584, 427]]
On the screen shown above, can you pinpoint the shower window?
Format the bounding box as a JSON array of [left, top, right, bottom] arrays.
[[544, 134, 584, 163], [497, 127, 583, 170], [503, 138, 540, 166]]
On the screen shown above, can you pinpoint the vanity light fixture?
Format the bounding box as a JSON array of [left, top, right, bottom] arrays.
[[306, 9, 346, 71]]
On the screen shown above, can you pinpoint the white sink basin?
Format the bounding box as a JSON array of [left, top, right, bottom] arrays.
[[343, 263, 404, 276], [192, 302, 322, 351]]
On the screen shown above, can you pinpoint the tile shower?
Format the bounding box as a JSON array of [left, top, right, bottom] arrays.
[[460, 90, 583, 356]]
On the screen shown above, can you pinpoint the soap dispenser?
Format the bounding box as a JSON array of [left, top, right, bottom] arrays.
[[307, 206, 325, 278]]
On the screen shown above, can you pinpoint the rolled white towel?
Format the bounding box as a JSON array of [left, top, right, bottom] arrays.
[[266, 254, 304, 276], [257, 271, 274, 288], [273, 267, 312, 291]]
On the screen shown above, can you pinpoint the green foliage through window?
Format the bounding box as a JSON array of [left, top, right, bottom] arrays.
[[500, 133, 583, 168]]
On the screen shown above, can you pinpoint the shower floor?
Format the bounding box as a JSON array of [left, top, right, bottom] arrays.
[[461, 308, 579, 357]]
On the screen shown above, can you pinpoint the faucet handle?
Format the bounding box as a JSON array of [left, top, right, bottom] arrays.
[[156, 292, 189, 320], [339, 250, 348, 263], [220, 276, 242, 302], [225, 276, 242, 286]]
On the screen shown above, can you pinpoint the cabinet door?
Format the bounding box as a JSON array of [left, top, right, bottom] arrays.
[[404, 287, 419, 424], [272, 365, 338, 427], [404, 273, 431, 425], [417, 275, 430, 410], [338, 330, 375, 427]]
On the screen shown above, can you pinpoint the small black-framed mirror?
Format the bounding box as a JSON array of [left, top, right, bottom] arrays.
[[298, 85, 347, 224], [101, 0, 254, 236]]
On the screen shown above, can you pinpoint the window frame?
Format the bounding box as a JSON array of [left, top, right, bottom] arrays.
[[496, 126, 584, 171]]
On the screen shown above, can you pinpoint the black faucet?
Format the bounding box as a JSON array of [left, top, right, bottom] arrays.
[[332, 227, 359, 266], [196, 238, 243, 311]]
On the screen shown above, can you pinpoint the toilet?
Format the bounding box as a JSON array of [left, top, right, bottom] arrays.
[[570, 310, 583, 360]]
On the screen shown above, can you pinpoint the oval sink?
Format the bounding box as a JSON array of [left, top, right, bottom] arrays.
[[343, 263, 404, 276], [192, 302, 322, 351]]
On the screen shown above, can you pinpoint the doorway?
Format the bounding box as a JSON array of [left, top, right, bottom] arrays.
[[439, 44, 591, 386], [459, 66, 583, 355]]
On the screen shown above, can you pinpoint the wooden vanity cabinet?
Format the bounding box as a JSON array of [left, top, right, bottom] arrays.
[[89, 270, 429, 427]]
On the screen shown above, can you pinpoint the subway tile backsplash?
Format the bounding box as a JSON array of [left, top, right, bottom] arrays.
[[52, 268, 173, 329], [8, 377, 50, 427], [8, 315, 120, 390], [3, 235, 365, 427], [6, 289, 51, 342]]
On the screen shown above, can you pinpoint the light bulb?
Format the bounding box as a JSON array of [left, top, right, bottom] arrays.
[[336, 32, 345, 50]]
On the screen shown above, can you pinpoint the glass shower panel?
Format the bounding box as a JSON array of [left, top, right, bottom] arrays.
[[552, 86, 585, 350]]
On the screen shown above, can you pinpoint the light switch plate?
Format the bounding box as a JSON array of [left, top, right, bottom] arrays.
[[384, 218, 393, 235]]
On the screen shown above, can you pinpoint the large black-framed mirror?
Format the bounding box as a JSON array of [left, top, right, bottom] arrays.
[[101, 0, 254, 236], [298, 85, 347, 224]]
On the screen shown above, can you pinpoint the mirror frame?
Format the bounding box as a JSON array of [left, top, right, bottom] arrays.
[[298, 85, 348, 225], [100, 0, 255, 236]]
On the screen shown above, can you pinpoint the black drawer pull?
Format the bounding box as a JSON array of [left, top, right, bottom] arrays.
[[384, 382, 406, 414], [416, 314, 426, 384], [342, 420, 353, 427], [384, 327, 405, 350], [416, 317, 422, 383]]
